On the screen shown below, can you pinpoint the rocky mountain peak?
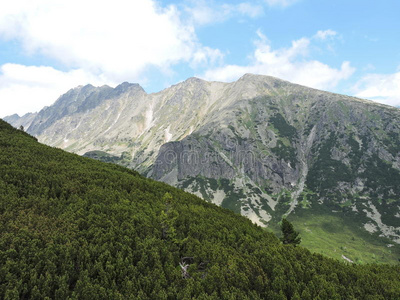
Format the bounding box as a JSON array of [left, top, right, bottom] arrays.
[[4, 75, 400, 260], [238, 73, 283, 83], [184, 77, 205, 84], [3, 113, 20, 123], [114, 82, 145, 95]]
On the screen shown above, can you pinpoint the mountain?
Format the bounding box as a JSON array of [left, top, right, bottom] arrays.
[[6, 74, 400, 263], [1, 118, 400, 298]]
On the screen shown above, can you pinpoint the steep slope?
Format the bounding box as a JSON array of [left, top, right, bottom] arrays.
[[152, 75, 400, 262], [1, 118, 400, 299], [6, 74, 400, 262], [154, 76, 400, 211]]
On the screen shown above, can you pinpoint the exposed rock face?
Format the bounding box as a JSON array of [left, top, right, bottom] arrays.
[[6, 74, 400, 244]]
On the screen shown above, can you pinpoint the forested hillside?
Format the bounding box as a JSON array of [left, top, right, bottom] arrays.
[[1, 118, 399, 299], [7, 75, 400, 261]]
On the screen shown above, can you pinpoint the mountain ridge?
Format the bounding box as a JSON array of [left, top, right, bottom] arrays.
[[5, 73, 400, 263]]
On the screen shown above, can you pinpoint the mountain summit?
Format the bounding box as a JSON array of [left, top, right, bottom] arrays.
[[5, 74, 400, 263]]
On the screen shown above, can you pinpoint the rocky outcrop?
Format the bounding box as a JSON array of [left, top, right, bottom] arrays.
[[6, 74, 400, 242]]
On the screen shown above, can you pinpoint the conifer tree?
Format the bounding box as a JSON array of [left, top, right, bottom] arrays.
[[160, 192, 178, 242], [280, 218, 301, 245]]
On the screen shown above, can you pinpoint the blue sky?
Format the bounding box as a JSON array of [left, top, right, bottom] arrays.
[[0, 0, 399, 118]]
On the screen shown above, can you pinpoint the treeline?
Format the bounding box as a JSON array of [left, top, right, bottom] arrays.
[[0, 119, 399, 299]]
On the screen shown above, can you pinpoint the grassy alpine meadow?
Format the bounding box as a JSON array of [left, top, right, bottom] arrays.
[[268, 202, 400, 265], [290, 211, 400, 265]]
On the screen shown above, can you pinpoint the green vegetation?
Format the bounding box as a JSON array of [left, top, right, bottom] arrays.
[[306, 133, 352, 197], [386, 131, 400, 156], [228, 124, 246, 145], [267, 113, 299, 165], [1, 119, 400, 299], [268, 202, 400, 265], [269, 113, 297, 141], [362, 154, 400, 199], [83, 150, 133, 166], [83, 150, 122, 163], [291, 209, 400, 265], [280, 218, 301, 245], [270, 140, 298, 166], [181, 177, 245, 214]]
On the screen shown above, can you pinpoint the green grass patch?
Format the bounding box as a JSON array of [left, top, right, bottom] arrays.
[[269, 207, 400, 265], [339, 200, 353, 208]]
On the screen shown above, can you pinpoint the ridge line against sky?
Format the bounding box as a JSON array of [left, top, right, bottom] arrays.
[[0, 0, 399, 118]]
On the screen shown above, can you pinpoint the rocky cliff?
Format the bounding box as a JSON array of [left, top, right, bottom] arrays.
[[6, 74, 400, 257]]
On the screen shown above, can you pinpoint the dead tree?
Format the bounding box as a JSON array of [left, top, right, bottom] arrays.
[[179, 257, 209, 279], [179, 261, 190, 279]]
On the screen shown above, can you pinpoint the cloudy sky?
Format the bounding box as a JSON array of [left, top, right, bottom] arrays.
[[0, 0, 399, 118]]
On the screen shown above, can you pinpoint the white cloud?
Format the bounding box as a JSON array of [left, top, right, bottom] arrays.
[[264, 0, 299, 7], [0, 0, 225, 117], [0, 0, 217, 82], [185, 2, 225, 26], [353, 72, 400, 107], [201, 30, 355, 90], [236, 3, 264, 18], [191, 47, 224, 68], [0, 64, 112, 118], [184, 1, 263, 26], [314, 29, 337, 40]]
